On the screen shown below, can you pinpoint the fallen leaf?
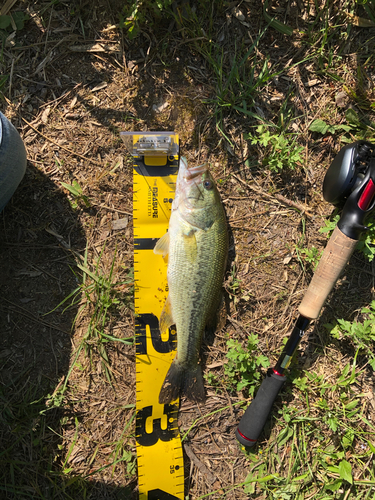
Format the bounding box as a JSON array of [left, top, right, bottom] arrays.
[[152, 101, 169, 113], [41, 106, 51, 124], [346, 12, 375, 27], [206, 361, 225, 369], [111, 217, 128, 230], [15, 269, 42, 277], [69, 43, 120, 53], [335, 91, 348, 108], [70, 95, 78, 109], [91, 82, 108, 92], [306, 79, 320, 87], [232, 7, 245, 21], [283, 254, 293, 264]]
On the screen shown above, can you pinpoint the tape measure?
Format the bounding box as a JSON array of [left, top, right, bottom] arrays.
[[121, 132, 184, 500]]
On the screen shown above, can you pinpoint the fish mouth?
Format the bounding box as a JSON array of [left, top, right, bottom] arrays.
[[184, 163, 207, 182], [172, 158, 209, 209], [179, 158, 208, 188]]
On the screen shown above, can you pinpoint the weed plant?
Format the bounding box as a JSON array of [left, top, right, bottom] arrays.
[[60, 181, 91, 209], [299, 246, 322, 271], [327, 303, 375, 370], [225, 334, 270, 396], [309, 108, 375, 143], [245, 124, 304, 172], [120, 0, 174, 39]]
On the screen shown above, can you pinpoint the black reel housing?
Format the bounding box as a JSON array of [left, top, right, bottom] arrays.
[[323, 140, 375, 240], [323, 141, 374, 206]]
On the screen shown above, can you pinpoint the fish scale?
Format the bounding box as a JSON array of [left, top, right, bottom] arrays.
[[154, 158, 228, 404], [169, 223, 226, 361]]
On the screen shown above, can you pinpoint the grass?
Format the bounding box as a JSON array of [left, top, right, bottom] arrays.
[[224, 334, 270, 395], [44, 243, 134, 392], [60, 181, 91, 209], [245, 123, 305, 172], [76, 246, 134, 383], [241, 352, 375, 499], [327, 303, 375, 370], [0, 243, 135, 497]]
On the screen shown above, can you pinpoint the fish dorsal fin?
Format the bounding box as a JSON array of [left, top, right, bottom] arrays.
[[153, 232, 170, 258], [159, 294, 175, 334]]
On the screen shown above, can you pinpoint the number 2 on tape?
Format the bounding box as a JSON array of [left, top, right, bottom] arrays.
[[135, 313, 176, 356]]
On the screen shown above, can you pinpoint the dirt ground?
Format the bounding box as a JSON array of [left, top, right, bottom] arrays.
[[2, 0, 375, 499]]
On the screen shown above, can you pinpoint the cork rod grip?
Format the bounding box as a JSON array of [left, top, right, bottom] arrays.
[[298, 226, 358, 320]]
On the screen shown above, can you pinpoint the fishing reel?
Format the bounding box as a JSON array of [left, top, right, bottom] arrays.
[[236, 140, 375, 448], [323, 141, 375, 240]]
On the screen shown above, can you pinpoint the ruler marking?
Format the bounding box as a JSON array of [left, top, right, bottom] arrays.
[[133, 138, 184, 500]]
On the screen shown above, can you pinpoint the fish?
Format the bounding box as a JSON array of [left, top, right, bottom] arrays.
[[153, 157, 228, 404]]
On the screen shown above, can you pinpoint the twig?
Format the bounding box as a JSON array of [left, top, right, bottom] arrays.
[[21, 117, 102, 166], [232, 173, 311, 215], [9, 57, 14, 100], [184, 444, 217, 485], [0, 0, 17, 15], [2, 297, 70, 334], [95, 204, 132, 216], [44, 7, 54, 55], [33, 35, 77, 76], [281, 271, 303, 318]]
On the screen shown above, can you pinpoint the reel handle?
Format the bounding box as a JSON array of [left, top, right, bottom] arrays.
[[235, 370, 286, 446], [298, 225, 358, 319]]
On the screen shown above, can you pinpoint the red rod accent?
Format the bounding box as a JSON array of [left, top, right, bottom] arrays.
[[273, 368, 283, 377], [237, 428, 256, 443], [358, 179, 375, 211]]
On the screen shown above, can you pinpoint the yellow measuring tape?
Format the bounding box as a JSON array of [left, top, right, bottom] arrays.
[[122, 132, 184, 500]]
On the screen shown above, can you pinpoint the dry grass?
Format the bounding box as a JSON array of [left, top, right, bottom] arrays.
[[1, 0, 375, 498]]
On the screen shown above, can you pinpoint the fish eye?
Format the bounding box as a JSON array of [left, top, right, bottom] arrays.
[[203, 179, 213, 190]]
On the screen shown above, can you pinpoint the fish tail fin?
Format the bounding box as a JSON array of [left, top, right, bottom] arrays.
[[184, 364, 205, 403], [159, 361, 205, 404], [159, 361, 183, 404]]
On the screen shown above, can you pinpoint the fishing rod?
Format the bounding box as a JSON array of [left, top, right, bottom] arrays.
[[236, 140, 375, 447]]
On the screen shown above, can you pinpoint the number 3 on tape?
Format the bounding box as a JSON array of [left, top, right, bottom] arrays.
[[121, 132, 184, 500]]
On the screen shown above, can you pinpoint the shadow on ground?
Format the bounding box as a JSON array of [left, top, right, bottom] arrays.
[[0, 163, 136, 499]]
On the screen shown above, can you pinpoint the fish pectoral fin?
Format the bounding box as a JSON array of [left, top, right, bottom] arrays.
[[153, 232, 170, 259], [182, 229, 198, 260], [159, 294, 175, 333], [182, 226, 197, 237]]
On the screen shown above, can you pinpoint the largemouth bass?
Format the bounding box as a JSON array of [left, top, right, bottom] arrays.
[[153, 157, 228, 404]]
